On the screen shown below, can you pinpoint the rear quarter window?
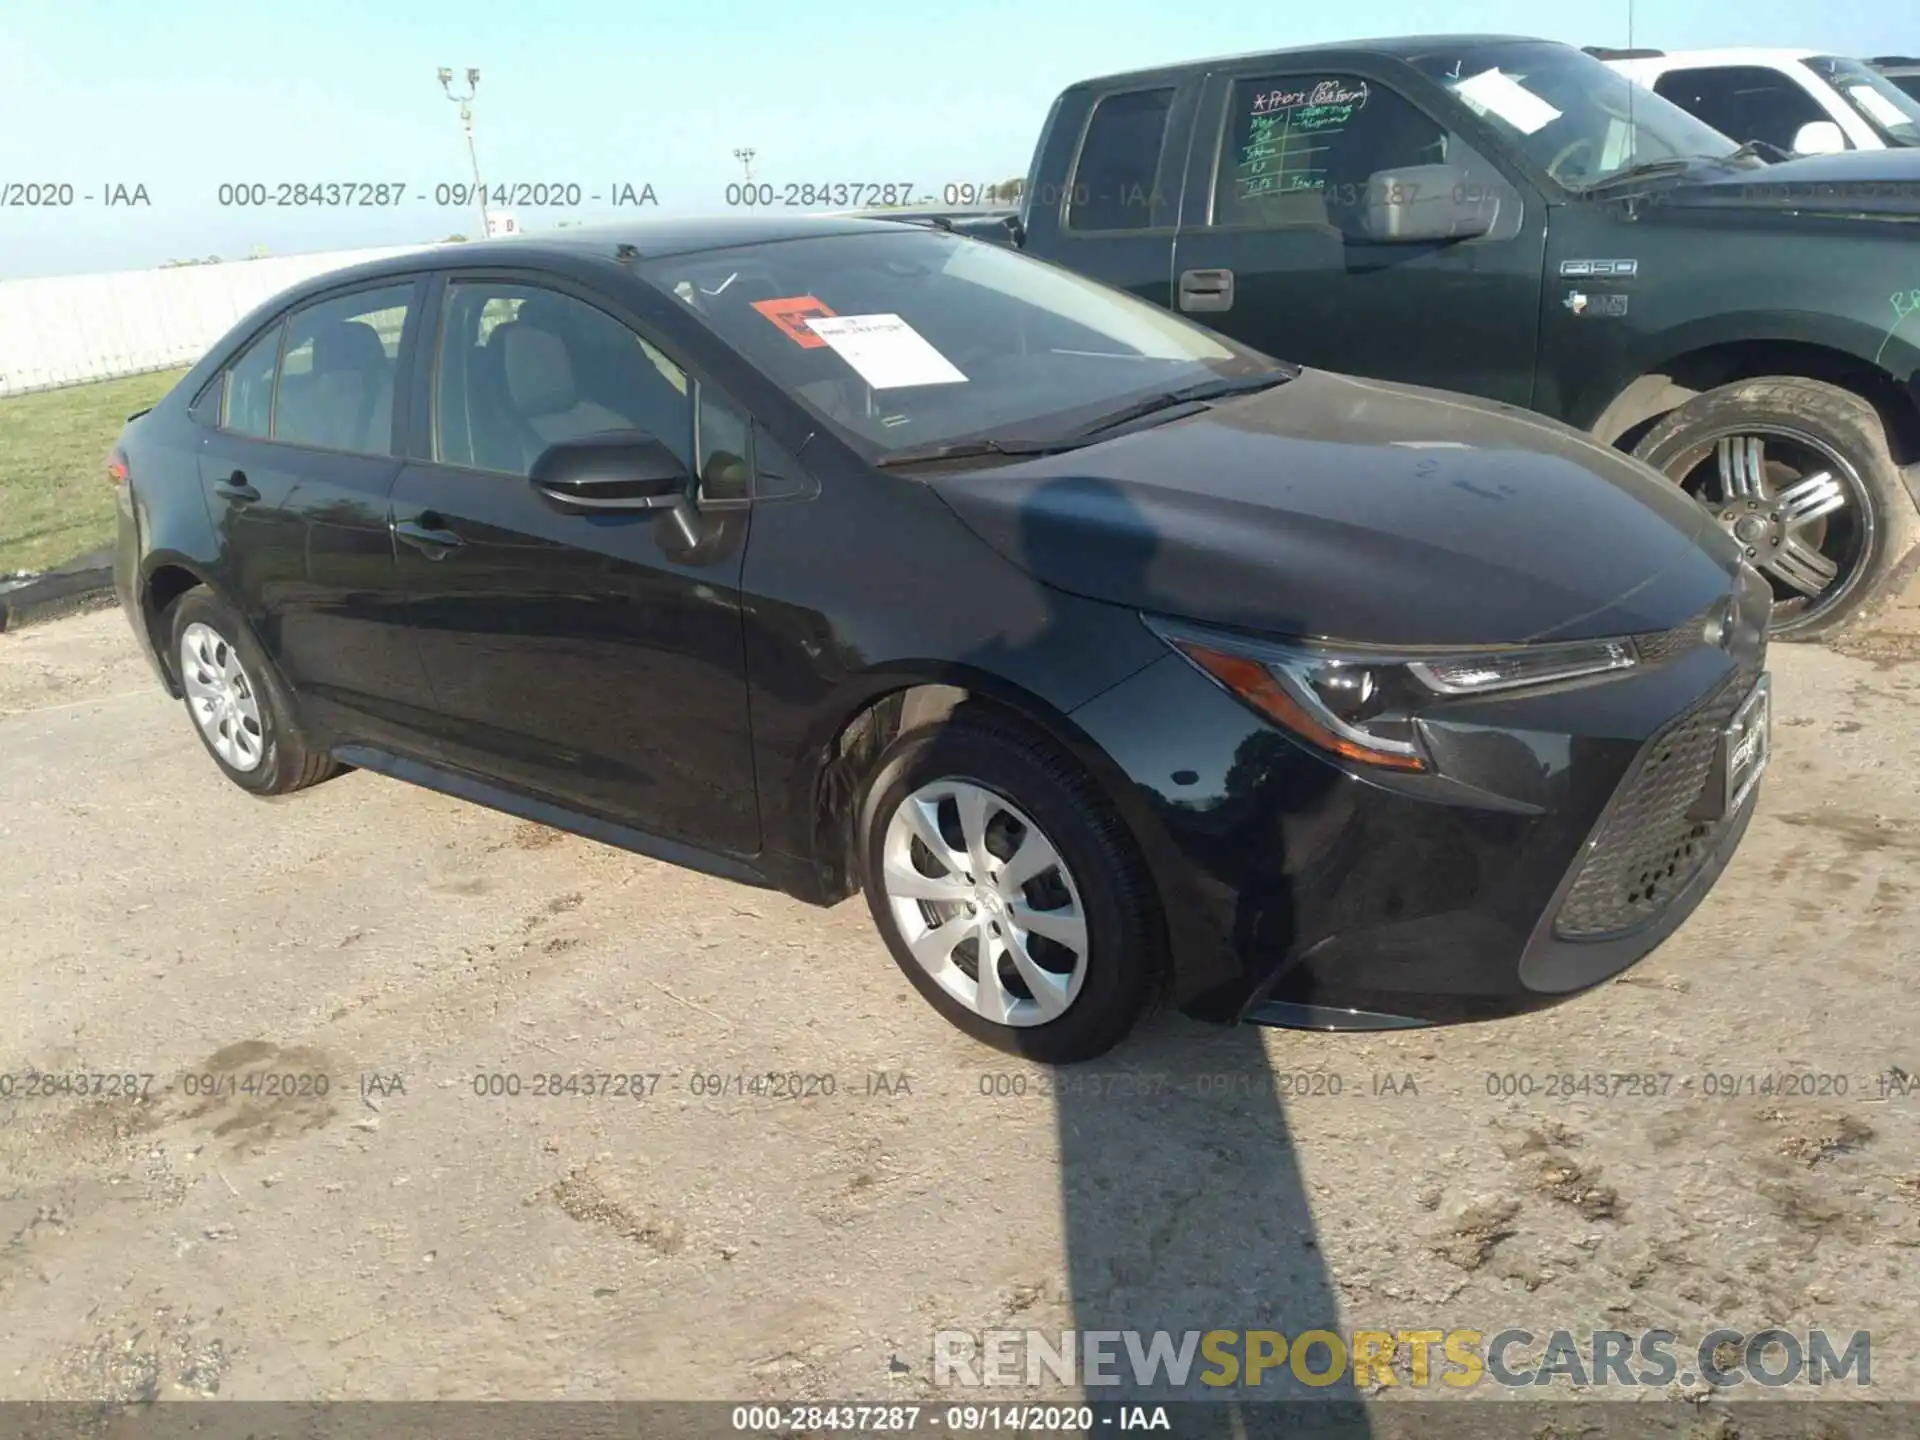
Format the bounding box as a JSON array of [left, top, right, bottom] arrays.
[[1068, 87, 1176, 231]]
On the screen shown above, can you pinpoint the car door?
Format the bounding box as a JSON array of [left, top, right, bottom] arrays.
[[194, 278, 437, 753], [388, 273, 759, 854], [1170, 64, 1546, 406]]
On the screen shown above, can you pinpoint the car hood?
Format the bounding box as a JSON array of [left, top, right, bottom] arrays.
[[1651, 149, 1920, 217], [925, 369, 1739, 648]]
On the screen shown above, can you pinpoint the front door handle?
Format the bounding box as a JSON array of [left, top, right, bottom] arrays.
[[1178, 268, 1235, 313], [212, 471, 260, 503], [394, 517, 466, 559]]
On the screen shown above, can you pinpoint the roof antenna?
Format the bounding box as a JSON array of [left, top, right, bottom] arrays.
[[614, 243, 641, 262]]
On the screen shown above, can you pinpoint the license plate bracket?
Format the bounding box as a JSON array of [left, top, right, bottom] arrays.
[[1690, 674, 1771, 822]]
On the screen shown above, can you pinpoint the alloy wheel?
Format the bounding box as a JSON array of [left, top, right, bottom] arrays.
[[1679, 426, 1872, 630], [880, 779, 1089, 1028], [180, 622, 266, 772]]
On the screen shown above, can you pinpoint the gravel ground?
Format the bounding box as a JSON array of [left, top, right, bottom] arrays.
[[0, 592, 1916, 1421]]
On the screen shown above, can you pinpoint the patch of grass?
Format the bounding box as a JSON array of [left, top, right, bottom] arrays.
[[0, 368, 191, 574]]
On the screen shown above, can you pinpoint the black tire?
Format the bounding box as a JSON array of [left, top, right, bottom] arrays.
[[1631, 376, 1920, 641], [166, 589, 339, 796], [856, 713, 1166, 1064]]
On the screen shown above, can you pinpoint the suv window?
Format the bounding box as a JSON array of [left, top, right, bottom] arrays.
[[1068, 87, 1174, 231], [1651, 66, 1831, 153], [1212, 75, 1455, 235], [221, 324, 283, 439], [432, 282, 692, 476], [271, 285, 412, 455]]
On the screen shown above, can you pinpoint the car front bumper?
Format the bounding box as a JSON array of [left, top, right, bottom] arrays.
[[1065, 581, 1769, 1030]]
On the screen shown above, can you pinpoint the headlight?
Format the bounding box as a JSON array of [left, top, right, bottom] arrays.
[[1147, 619, 1640, 773]]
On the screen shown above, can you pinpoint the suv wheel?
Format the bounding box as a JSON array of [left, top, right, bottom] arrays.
[[167, 590, 338, 795], [857, 715, 1164, 1064], [1631, 376, 1919, 640]]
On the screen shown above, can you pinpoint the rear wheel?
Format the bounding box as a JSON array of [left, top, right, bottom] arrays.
[[857, 715, 1164, 1064], [1631, 376, 1918, 640], [167, 589, 338, 796]]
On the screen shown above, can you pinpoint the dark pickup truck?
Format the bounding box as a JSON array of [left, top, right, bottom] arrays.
[[908, 34, 1920, 639]]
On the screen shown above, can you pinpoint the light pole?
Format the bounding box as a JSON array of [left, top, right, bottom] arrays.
[[439, 66, 490, 238], [733, 147, 756, 185]]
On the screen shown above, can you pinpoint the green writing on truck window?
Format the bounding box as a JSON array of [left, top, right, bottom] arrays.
[[1235, 79, 1371, 203]]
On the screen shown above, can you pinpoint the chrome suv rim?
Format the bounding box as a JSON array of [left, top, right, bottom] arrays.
[[881, 780, 1089, 1027], [180, 622, 265, 772], [1674, 425, 1872, 632]]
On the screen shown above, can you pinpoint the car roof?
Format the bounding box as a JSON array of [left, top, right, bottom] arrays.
[[1069, 34, 1558, 90], [1603, 47, 1823, 71], [251, 213, 934, 308]]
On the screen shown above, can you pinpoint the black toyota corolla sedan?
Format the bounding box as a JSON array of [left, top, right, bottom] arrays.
[[111, 214, 1771, 1062]]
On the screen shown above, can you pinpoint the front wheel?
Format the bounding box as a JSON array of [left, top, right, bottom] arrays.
[[856, 715, 1165, 1064], [1631, 376, 1918, 641]]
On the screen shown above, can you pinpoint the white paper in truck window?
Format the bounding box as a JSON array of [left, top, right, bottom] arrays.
[[802, 314, 968, 389], [1455, 69, 1563, 135], [1846, 84, 1910, 129]]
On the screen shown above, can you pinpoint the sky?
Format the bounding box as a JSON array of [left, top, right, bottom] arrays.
[[0, 0, 1912, 278]]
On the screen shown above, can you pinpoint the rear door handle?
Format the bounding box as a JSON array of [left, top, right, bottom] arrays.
[[1178, 268, 1235, 313], [394, 517, 466, 558], [212, 471, 260, 503]]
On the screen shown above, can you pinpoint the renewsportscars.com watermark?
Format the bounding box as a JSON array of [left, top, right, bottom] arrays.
[[934, 1328, 1871, 1390]]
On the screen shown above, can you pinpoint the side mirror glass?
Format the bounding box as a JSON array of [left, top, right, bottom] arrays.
[[1361, 164, 1498, 243], [1791, 120, 1848, 155], [529, 430, 688, 512]]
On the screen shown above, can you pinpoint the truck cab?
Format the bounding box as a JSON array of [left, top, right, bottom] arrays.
[[992, 35, 1920, 640], [1597, 47, 1920, 156]]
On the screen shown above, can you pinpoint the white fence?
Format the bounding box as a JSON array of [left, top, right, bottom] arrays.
[[0, 245, 443, 398]]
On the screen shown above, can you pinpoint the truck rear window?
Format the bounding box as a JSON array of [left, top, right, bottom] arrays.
[[1069, 87, 1175, 231]]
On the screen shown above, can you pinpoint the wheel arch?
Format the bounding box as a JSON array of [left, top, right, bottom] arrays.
[[1587, 334, 1920, 467], [798, 663, 1166, 920], [138, 554, 221, 697]]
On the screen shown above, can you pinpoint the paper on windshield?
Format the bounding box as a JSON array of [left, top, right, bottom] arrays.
[[1845, 84, 1911, 129], [803, 314, 968, 389], [1455, 68, 1563, 135]]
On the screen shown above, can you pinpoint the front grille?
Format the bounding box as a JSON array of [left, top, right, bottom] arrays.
[[1552, 657, 1761, 940]]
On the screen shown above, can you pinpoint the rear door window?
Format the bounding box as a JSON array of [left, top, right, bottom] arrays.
[[271, 285, 415, 455], [1068, 87, 1176, 231]]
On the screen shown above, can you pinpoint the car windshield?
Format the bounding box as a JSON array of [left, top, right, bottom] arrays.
[[1809, 56, 1920, 146], [636, 228, 1273, 458], [1408, 41, 1757, 190]]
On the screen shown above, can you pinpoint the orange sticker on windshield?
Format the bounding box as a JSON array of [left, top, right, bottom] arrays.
[[752, 295, 837, 348]]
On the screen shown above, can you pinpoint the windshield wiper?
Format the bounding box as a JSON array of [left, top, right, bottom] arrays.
[[1577, 148, 1767, 196], [876, 436, 1090, 469], [1069, 368, 1300, 439], [1575, 158, 1699, 195]]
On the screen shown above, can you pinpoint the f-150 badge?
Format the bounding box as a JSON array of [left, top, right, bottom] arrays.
[[1565, 290, 1629, 317]]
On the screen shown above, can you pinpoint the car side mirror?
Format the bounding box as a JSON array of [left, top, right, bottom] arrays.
[[1361, 164, 1498, 243], [1790, 120, 1848, 155], [529, 430, 689, 512]]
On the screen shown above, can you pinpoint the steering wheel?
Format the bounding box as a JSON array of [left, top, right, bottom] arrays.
[[1546, 137, 1597, 184]]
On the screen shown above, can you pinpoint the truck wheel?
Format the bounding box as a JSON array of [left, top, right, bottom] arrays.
[[1631, 376, 1919, 641], [856, 714, 1166, 1064]]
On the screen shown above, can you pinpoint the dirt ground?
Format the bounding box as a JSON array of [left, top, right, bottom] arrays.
[[1, 585, 1917, 1417]]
